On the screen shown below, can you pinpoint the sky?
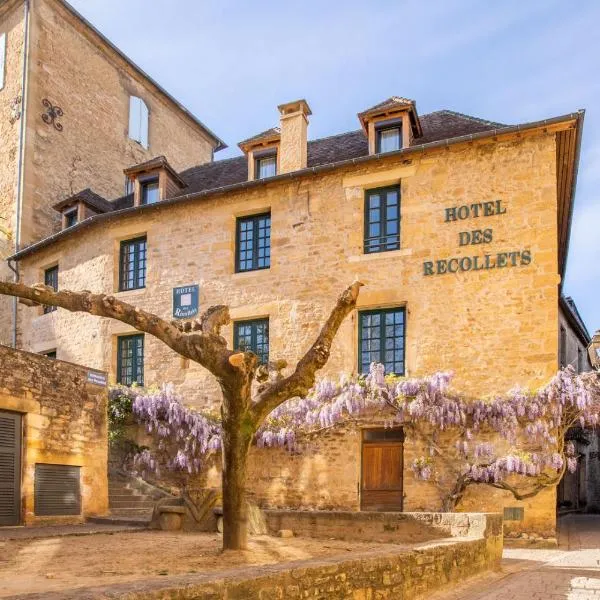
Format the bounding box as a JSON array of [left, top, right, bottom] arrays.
[[69, 0, 600, 335]]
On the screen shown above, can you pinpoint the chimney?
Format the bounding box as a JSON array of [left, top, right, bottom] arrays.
[[277, 99, 312, 173]]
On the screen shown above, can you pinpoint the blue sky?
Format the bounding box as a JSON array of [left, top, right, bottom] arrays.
[[70, 0, 600, 335]]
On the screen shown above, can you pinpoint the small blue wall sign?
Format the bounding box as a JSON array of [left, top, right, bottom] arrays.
[[87, 371, 107, 386], [173, 284, 199, 319]]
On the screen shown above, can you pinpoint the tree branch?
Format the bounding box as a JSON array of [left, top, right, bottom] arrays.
[[0, 280, 232, 377], [250, 281, 363, 425]]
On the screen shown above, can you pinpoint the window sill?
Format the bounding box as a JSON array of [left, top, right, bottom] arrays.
[[349, 248, 413, 262], [232, 268, 271, 279]]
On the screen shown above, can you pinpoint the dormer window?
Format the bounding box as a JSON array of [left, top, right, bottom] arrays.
[[376, 120, 402, 153], [140, 178, 160, 205], [255, 151, 277, 179], [64, 208, 78, 228]]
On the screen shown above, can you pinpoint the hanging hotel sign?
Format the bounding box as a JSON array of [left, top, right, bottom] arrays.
[[173, 284, 199, 319], [423, 200, 532, 276]]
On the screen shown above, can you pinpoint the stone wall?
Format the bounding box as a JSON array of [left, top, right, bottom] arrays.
[[41, 513, 502, 599], [0, 0, 25, 346], [0, 344, 108, 524], [18, 0, 217, 247]]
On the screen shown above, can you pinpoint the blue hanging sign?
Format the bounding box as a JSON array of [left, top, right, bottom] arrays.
[[173, 284, 199, 319]]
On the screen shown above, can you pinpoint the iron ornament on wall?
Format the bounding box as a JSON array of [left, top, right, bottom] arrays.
[[41, 98, 64, 131]]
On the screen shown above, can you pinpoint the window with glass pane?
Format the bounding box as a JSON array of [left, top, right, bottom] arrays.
[[43, 266, 58, 314], [140, 178, 159, 205], [236, 213, 271, 272], [64, 209, 78, 228], [119, 236, 147, 291], [234, 319, 269, 364], [364, 186, 400, 253], [359, 308, 405, 375], [376, 125, 401, 153], [255, 155, 277, 179], [117, 334, 144, 386]]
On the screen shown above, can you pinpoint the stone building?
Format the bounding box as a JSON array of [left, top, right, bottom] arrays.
[[0, 1, 594, 538], [0, 345, 107, 526], [0, 0, 225, 346]]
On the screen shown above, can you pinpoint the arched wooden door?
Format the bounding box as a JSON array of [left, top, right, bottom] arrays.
[[360, 428, 404, 511]]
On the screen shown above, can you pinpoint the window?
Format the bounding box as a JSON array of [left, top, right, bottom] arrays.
[[236, 213, 271, 272], [119, 236, 147, 291], [125, 177, 134, 197], [364, 186, 400, 253], [128, 96, 149, 149], [43, 266, 58, 314], [140, 178, 159, 205], [376, 122, 402, 153], [255, 153, 277, 179], [560, 326, 567, 369], [40, 350, 57, 359], [234, 319, 269, 364], [359, 308, 405, 375], [0, 33, 6, 91], [64, 208, 78, 228], [117, 334, 144, 386]]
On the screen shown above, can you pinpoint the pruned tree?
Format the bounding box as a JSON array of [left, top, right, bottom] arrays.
[[0, 279, 362, 550]]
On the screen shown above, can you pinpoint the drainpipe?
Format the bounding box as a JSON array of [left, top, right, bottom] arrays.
[[11, 0, 31, 348]]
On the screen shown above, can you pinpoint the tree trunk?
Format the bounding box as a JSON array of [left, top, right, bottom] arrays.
[[220, 392, 253, 551]]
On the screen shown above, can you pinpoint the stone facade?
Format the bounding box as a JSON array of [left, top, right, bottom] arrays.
[[0, 0, 222, 346], [12, 118, 586, 537], [0, 345, 108, 524]]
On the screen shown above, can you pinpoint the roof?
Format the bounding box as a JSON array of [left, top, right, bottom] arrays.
[[46, 0, 227, 152], [358, 96, 423, 138], [124, 155, 187, 188], [9, 110, 584, 268], [238, 127, 281, 150], [561, 296, 591, 345], [52, 188, 113, 214]]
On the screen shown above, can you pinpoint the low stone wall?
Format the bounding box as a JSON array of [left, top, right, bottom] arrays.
[[31, 512, 503, 599], [264, 510, 498, 544]]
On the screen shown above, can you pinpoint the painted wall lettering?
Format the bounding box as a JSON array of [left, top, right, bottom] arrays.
[[424, 200, 532, 276]]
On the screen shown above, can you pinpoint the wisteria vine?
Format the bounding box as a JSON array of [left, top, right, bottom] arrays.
[[110, 364, 600, 505]]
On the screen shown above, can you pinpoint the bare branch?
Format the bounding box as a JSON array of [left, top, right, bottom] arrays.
[[250, 281, 363, 425], [0, 280, 232, 377]]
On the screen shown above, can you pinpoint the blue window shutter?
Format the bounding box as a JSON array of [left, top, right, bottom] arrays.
[[0, 34, 6, 91]]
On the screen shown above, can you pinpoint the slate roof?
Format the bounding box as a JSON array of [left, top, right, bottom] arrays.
[[358, 96, 416, 116], [52, 188, 114, 214], [123, 155, 187, 188], [238, 127, 281, 148]]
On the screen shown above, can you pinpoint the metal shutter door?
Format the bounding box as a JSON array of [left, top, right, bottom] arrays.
[[0, 411, 21, 526], [34, 464, 81, 516]]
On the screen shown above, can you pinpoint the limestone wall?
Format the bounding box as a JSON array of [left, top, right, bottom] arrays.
[[0, 0, 25, 346], [0, 344, 108, 524], [19, 0, 216, 246]]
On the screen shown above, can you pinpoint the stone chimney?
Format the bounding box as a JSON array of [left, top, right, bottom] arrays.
[[277, 99, 312, 173]]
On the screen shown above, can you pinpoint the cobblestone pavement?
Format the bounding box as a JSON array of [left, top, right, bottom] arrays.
[[429, 515, 600, 600]]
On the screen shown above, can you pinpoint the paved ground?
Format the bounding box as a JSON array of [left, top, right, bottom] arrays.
[[430, 514, 600, 600]]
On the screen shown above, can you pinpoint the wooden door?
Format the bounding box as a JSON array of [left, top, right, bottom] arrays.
[[361, 429, 404, 511], [0, 411, 22, 526]]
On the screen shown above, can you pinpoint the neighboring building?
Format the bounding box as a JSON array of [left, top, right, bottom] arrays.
[[0, 345, 108, 526], [7, 86, 590, 538], [0, 0, 225, 346]]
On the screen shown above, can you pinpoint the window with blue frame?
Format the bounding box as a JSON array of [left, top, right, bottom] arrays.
[[117, 334, 144, 386], [64, 208, 78, 228], [359, 308, 405, 375], [140, 178, 159, 205], [119, 236, 147, 291], [43, 265, 58, 314], [233, 319, 269, 364], [364, 186, 400, 254], [236, 213, 271, 272]]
